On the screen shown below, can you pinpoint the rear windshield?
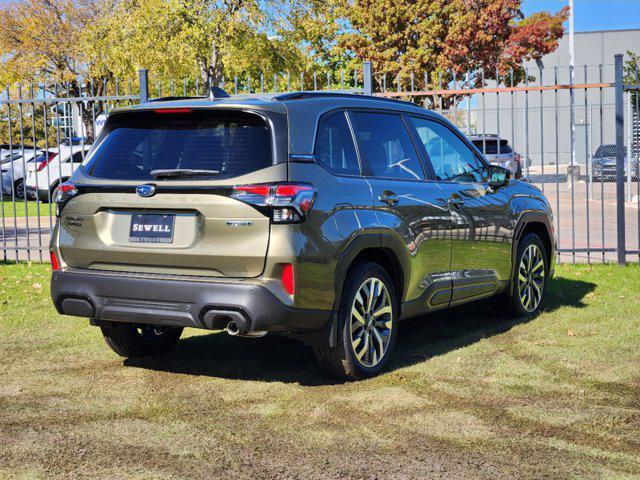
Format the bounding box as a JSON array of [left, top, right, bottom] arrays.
[[472, 139, 512, 155], [595, 145, 627, 158], [85, 110, 272, 180]]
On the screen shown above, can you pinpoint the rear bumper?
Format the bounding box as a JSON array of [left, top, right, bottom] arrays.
[[592, 164, 639, 179], [51, 269, 333, 342]]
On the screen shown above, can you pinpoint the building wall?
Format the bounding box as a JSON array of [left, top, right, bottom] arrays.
[[478, 29, 640, 170]]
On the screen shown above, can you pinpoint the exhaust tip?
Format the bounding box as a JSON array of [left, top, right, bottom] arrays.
[[226, 320, 240, 336]]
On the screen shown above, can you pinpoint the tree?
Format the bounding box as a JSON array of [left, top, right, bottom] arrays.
[[285, 0, 358, 86], [0, 0, 114, 141], [625, 50, 639, 104], [340, 0, 569, 103], [86, 0, 311, 88]]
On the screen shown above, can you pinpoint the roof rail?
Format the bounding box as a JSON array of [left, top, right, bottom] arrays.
[[272, 91, 413, 106]]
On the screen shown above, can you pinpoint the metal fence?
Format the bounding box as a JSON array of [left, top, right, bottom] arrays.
[[0, 55, 638, 264]]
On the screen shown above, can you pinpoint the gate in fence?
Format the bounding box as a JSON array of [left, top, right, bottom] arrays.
[[1, 54, 638, 264]]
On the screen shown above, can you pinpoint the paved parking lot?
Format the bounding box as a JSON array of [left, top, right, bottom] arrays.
[[536, 179, 640, 263]]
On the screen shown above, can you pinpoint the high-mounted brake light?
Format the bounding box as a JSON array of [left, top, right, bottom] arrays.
[[37, 152, 57, 172], [230, 183, 317, 224], [154, 108, 192, 114]]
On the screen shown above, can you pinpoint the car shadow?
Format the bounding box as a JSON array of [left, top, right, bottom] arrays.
[[123, 276, 596, 385]]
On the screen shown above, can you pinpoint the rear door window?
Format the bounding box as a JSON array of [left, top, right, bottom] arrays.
[[351, 112, 425, 181], [85, 110, 272, 180], [595, 145, 627, 157]]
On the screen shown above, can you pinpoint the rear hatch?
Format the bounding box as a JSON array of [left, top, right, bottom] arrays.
[[57, 108, 285, 278], [472, 139, 513, 163]]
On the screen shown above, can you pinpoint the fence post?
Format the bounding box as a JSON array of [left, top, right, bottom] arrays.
[[138, 69, 149, 103], [363, 61, 372, 96], [614, 54, 626, 265]]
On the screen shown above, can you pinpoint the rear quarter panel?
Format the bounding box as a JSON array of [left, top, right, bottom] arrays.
[[286, 162, 378, 310]]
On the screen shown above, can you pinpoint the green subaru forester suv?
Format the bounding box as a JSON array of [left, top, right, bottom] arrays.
[[50, 91, 555, 380]]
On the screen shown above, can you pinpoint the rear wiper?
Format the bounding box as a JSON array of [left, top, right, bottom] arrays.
[[150, 168, 220, 179]]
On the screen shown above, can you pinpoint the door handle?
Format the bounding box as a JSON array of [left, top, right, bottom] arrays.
[[448, 195, 464, 208], [378, 190, 399, 206]]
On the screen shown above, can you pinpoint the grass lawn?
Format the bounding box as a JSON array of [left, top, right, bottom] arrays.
[[1, 196, 52, 218], [0, 263, 639, 478]]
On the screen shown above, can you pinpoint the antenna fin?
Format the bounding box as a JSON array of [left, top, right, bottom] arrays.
[[208, 86, 230, 100]]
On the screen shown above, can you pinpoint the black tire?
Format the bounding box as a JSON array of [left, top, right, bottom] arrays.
[[313, 262, 398, 381], [100, 323, 183, 358], [505, 233, 548, 317]]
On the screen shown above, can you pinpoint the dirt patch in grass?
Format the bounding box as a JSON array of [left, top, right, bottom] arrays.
[[1, 263, 639, 478]]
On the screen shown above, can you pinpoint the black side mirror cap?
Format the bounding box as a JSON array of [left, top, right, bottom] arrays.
[[487, 165, 510, 188]]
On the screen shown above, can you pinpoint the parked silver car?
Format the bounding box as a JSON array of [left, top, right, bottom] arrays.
[[591, 145, 639, 181], [470, 134, 523, 179]]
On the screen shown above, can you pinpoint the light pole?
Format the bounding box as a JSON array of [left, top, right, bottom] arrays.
[[569, 0, 576, 169]]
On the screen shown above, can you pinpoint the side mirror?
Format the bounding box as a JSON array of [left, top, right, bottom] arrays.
[[487, 165, 510, 188]]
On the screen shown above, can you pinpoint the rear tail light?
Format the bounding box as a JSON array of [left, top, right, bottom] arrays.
[[55, 182, 77, 203], [50, 251, 60, 271], [37, 152, 57, 172], [281, 263, 294, 296], [231, 182, 316, 224], [55, 181, 78, 216]]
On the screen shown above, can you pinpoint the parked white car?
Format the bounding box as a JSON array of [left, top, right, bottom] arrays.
[[1, 148, 50, 198], [470, 134, 523, 179], [25, 145, 91, 202]]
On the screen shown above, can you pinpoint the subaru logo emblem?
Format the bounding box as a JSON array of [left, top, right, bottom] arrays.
[[136, 184, 156, 197]]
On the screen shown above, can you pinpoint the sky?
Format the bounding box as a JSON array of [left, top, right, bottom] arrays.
[[522, 0, 639, 32]]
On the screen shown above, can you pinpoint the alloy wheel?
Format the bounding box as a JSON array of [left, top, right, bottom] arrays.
[[349, 277, 393, 367], [518, 244, 545, 312], [15, 180, 24, 199]]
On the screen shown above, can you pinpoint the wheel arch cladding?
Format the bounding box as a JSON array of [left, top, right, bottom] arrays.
[[333, 234, 408, 316], [509, 215, 554, 296], [519, 222, 553, 266]]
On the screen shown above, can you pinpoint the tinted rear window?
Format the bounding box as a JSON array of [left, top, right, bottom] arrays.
[[595, 145, 627, 158], [85, 110, 272, 180], [472, 139, 512, 154]]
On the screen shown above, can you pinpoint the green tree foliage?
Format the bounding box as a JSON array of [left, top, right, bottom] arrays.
[[1, 0, 571, 106], [625, 51, 639, 106], [84, 0, 324, 89], [0, 100, 57, 149], [0, 0, 109, 142], [340, 0, 569, 102]]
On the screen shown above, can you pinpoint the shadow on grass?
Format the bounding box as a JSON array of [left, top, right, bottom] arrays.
[[124, 276, 596, 385]]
